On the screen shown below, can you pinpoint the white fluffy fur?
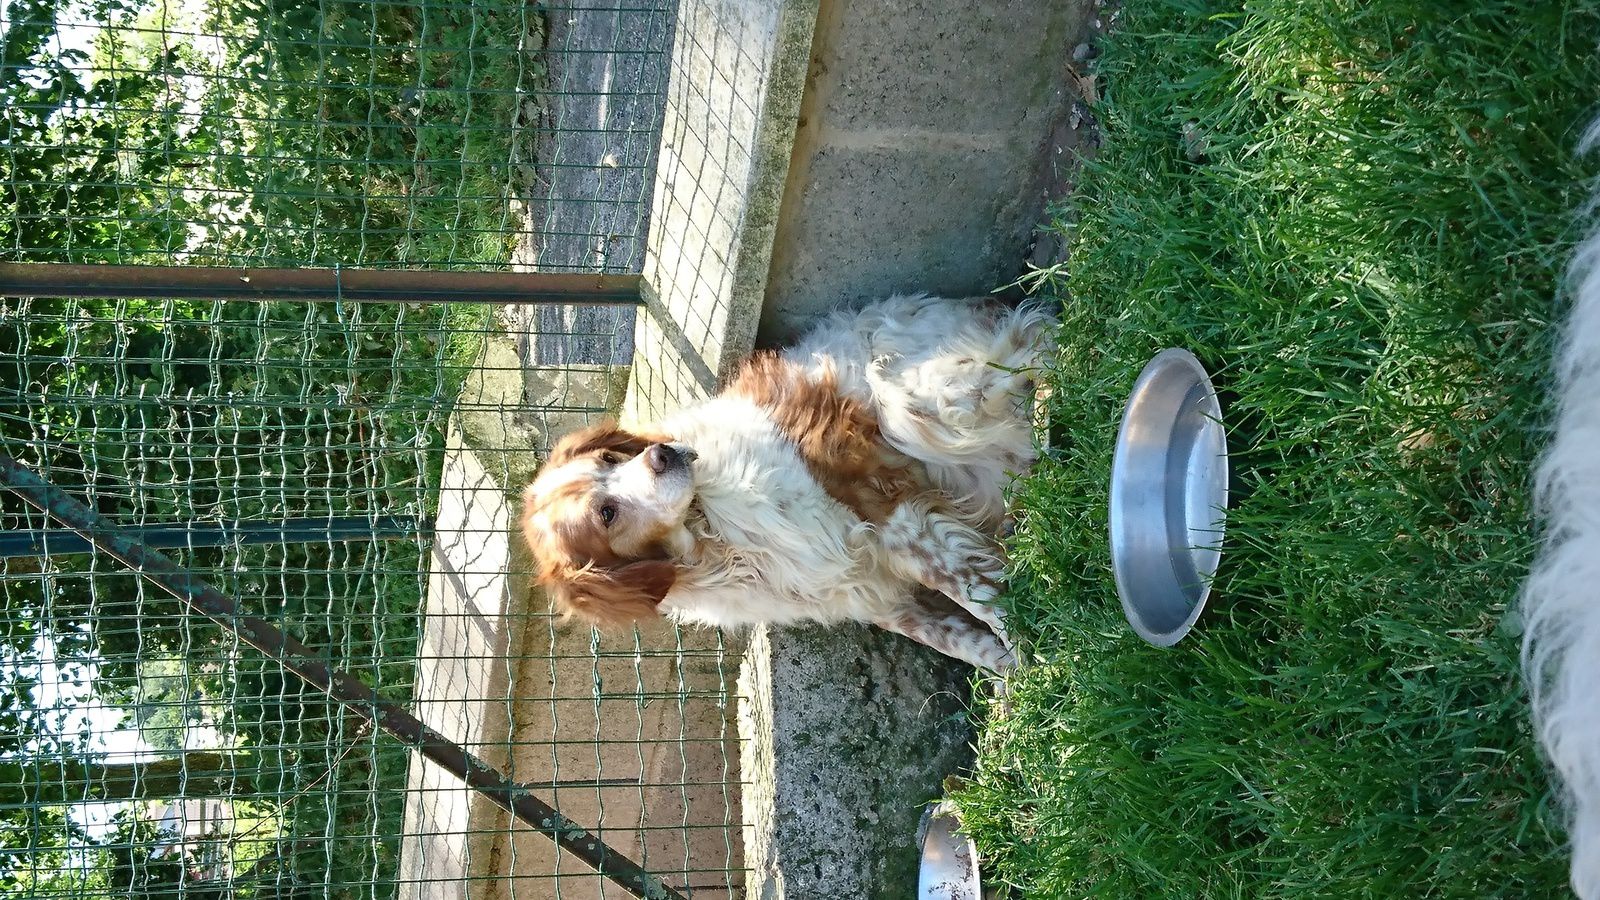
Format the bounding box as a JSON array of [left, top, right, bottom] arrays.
[[655, 294, 1051, 670], [661, 391, 897, 627], [790, 295, 1045, 529], [1521, 121, 1600, 899]]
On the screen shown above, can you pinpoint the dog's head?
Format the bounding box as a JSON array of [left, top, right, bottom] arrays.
[[519, 421, 699, 627]]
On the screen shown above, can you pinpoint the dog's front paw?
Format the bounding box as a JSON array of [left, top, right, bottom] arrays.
[[962, 566, 1004, 607]]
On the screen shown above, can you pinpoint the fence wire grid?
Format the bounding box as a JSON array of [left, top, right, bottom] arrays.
[[0, 0, 748, 897]]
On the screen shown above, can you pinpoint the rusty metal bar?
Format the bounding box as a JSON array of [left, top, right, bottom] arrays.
[[0, 262, 644, 306], [0, 453, 683, 900], [0, 515, 431, 558]]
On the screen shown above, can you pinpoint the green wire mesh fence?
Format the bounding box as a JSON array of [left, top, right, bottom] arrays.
[[0, 0, 747, 897]]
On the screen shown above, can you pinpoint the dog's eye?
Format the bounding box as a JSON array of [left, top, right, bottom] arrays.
[[599, 451, 623, 465], [598, 504, 617, 526]]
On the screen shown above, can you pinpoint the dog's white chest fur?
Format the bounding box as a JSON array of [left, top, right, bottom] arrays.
[[657, 396, 902, 628]]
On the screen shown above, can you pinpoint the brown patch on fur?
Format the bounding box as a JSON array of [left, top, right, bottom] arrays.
[[520, 488, 677, 627], [543, 559, 676, 628], [729, 352, 922, 523], [545, 420, 671, 467], [519, 420, 679, 628]]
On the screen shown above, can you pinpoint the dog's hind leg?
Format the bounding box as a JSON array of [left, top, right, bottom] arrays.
[[874, 597, 1016, 672], [879, 498, 1015, 653]]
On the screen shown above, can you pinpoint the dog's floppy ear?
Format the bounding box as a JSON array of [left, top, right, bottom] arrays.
[[547, 419, 670, 466], [543, 560, 676, 629]]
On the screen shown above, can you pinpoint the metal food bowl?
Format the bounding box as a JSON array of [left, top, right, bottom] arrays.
[[917, 800, 981, 899], [1110, 348, 1228, 646]]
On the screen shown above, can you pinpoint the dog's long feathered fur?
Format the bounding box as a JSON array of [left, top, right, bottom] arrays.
[[1522, 120, 1600, 899], [520, 294, 1051, 671]]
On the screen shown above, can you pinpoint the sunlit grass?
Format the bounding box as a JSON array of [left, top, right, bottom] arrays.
[[959, 2, 1600, 895]]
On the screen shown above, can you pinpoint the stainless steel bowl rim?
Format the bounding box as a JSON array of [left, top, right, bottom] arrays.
[[917, 800, 981, 899], [1109, 348, 1228, 646]]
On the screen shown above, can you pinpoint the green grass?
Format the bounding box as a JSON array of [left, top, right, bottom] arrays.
[[958, 1, 1600, 896]]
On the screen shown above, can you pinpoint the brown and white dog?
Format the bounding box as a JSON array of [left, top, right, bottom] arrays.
[[518, 294, 1051, 672]]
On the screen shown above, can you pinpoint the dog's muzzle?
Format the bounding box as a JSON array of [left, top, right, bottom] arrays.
[[645, 442, 698, 475]]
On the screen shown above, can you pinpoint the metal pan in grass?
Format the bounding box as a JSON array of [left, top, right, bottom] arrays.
[[917, 799, 981, 899], [1109, 348, 1228, 647]]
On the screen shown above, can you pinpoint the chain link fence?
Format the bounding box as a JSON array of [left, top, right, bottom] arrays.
[[0, 0, 746, 896]]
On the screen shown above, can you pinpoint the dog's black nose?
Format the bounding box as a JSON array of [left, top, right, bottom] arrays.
[[645, 443, 692, 475]]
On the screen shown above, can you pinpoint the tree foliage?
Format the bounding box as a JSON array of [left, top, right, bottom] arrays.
[[2, 0, 520, 890]]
